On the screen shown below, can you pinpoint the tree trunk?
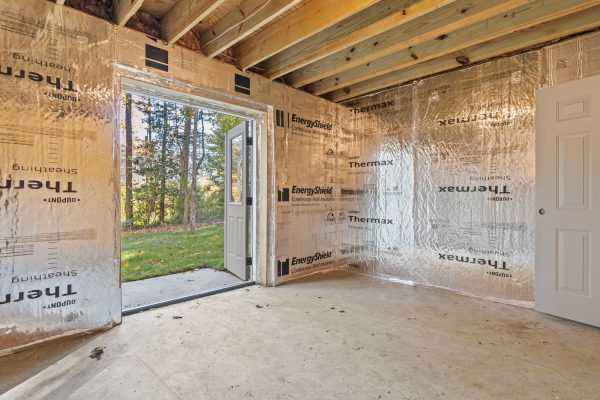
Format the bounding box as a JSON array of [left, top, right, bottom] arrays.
[[180, 107, 192, 225], [159, 102, 168, 224], [124, 94, 134, 226], [146, 98, 152, 141], [189, 111, 198, 233]]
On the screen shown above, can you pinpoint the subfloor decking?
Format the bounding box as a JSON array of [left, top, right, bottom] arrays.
[[122, 268, 244, 312], [1, 271, 599, 399]]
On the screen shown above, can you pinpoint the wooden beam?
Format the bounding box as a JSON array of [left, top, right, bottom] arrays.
[[310, 0, 600, 95], [161, 0, 227, 45], [234, 0, 382, 71], [114, 0, 145, 26], [285, 0, 533, 88], [328, 5, 600, 102], [201, 0, 302, 58], [263, 0, 456, 79]]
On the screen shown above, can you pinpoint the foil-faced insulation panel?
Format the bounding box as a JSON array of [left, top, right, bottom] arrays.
[[2, 0, 599, 354], [1, 0, 353, 354], [0, 1, 121, 354], [343, 31, 600, 304]]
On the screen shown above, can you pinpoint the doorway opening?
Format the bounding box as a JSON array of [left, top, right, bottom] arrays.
[[118, 88, 256, 313]]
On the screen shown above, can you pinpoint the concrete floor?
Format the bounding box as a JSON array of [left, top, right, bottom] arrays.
[[122, 269, 244, 311], [1, 271, 599, 400]]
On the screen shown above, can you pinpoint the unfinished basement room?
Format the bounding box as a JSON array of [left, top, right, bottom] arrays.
[[1, 0, 600, 399]]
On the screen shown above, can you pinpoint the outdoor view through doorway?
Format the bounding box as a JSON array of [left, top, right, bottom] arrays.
[[119, 92, 252, 312]]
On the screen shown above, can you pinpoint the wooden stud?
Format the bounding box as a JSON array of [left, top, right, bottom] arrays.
[[285, 0, 533, 88], [161, 0, 227, 45], [310, 0, 600, 95], [114, 0, 145, 26], [328, 6, 600, 102], [201, 0, 302, 58], [263, 0, 456, 79], [234, 0, 381, 71]]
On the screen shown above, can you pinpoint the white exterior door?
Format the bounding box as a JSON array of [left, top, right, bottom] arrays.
[[225, 122, 249, 280], [536, 74, 600, 327]]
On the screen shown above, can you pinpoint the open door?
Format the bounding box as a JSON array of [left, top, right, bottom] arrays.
[[535, 74, 600, 327], [225, 122, 249, 280]]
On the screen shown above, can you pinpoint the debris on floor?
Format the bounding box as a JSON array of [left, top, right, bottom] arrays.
[[89, 347, 104, 360]]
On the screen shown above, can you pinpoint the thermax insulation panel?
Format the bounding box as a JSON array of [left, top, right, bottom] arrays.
[[0, 1, 121, 354], [342, 31, 600, 305]]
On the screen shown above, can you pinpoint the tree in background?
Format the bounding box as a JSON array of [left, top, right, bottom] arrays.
[[124, 94, 133, 226], [122, 94, 243, 229], [203, 114, 244, 218]]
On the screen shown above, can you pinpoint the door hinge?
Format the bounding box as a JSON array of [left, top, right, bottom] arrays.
[[246, 197, 252, 206], [246, 136, 253, 146], [246, 257, 252, 266]]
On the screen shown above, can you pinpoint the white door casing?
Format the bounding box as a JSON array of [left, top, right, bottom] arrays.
[[535, 74, 600, 327]]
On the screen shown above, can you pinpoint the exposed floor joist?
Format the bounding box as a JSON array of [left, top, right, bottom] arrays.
[[262, 0, 456, 80], [201, 0, 302, 58], [161, 0, 228, 44], [283, 0, 534, 89], [234, 0, 382, 71], [309, 0, 600, 95], [114, 0, 145, 26], [328, 5, 600, 102], [56, 0, 600, 103]]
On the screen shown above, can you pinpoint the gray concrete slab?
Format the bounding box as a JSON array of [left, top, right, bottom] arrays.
[[1, 271, 599, 399], [122, 268, 244, 311]]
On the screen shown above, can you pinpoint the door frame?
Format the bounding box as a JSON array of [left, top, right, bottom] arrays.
[[115, 65, 271, 289]]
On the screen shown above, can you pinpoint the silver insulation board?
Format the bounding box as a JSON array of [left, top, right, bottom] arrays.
[[1, 0, 599, 354], [343, 31, 600, 305], [0, 0, 351, 354], [0, 1, 121, 354]]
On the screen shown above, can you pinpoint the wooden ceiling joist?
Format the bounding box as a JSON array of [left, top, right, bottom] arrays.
[[309, 0, 600, 96], [328, 5, 600, 103], [201, 0, 302, 58], [284, 0, 533, 89], [233, 0, 382, 71], [161, 0, 228, 44], [114, 0, 145, 26], [262, 0, 457, 80]]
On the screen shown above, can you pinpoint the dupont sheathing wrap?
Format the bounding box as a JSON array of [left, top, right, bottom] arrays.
[[342, 32, 600, 305], [0, 1, 120, 354]]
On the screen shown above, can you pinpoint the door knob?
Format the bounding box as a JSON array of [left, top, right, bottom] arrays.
[[539, 208, 546, 215]]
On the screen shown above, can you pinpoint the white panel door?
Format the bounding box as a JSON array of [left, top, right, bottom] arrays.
[[225, 122, 248, 280], [536, 74, 600, 327]]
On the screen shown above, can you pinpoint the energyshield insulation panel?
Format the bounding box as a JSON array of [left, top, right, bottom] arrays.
[[273, 97, 348, 282], [0, 2, 120, 353]]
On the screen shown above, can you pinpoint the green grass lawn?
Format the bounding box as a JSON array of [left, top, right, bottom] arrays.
[[121, 224, 224, 282]]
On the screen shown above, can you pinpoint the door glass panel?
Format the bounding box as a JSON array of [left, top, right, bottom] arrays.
[[230, 135, 243, 203]]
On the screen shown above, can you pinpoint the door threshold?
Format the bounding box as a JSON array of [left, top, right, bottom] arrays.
[[122, 281, 255, 316]]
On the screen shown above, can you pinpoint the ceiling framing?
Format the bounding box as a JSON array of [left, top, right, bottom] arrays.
[[57, 0, 600, 102]]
